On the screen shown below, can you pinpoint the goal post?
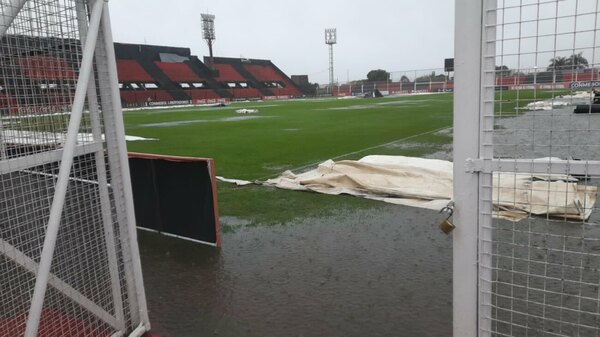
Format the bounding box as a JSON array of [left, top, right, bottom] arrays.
[[0, 1, 149, 336]]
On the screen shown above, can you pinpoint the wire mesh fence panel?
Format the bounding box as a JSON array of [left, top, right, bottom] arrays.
[[0, 1, 148, 336], [455, 0, 600, 336]]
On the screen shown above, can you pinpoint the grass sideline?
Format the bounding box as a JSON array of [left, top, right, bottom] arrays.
[[123, 90, 567, 225]]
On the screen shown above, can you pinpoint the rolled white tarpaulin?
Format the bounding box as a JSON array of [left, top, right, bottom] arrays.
[[264, 155, 597, 221]]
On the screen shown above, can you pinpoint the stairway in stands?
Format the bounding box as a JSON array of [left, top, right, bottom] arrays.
[[186, 56, 232, 98], [136, 58, 189, 101], [266, 61, 304, 96], [229, 62, 274, 97]]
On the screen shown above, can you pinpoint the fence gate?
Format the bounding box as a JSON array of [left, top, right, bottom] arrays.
[[455, 0, 600, 336], [0, 0, 149, 336]]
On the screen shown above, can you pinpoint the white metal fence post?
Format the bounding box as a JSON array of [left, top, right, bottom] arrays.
[[453, 1, 483, 337], [478, 2, 497, 336], [75, 0, 126, 330], [97, 2, 151, 328]]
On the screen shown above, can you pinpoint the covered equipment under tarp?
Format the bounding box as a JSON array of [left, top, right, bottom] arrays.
[[265, 155, 597, 221]]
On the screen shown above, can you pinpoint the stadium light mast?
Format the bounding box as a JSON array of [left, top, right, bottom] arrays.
[[325, 28, 337, 91], [201, 13, 216, 68]]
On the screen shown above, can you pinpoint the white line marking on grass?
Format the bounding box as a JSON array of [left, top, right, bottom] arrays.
[[375, 99, 438, 105], [139, 115, 274, 128], [255, 125, 453, 181]]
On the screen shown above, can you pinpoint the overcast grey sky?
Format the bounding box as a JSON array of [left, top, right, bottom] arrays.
[[108, 0, 455, 84]]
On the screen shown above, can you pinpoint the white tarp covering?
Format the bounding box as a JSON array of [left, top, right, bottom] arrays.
[[265, 155, 597, 221], [521, 91, 591, 111], [1, 129, 157, 145], [236, 109, 259, 114]]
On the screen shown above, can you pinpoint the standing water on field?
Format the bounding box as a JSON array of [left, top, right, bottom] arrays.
[[139, 203, 453, 337]]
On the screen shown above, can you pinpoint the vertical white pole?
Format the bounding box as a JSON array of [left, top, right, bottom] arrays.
[[99, 2, 150, 328], [24, 1, 105, 336], [453, 1, 483, 337], [75, 0, 125, 330], [478, 3, 496, 336], [94, 17, 141, 328], [413, 71, 417, 93], [0, 111, 5, 160]]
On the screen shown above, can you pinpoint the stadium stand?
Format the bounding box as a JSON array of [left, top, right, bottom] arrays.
[[116, 59, 154, 82], [17, 57, 77, 80], [114, 43, 302, 105], [210, 57, 304, 99], [213, 63, 246, 82], [0, 37, 304, 112], [0, 92, 17, 115], [0, 36, 82, 113], [496, 75, 525, 86], [154, 61, 202, 82], [563, 70, 597, 82], [243, 63, 303, 97]]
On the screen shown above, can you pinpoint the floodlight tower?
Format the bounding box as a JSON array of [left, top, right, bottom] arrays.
[[202, 13, 216, 68], [325, 28, 337, 91]]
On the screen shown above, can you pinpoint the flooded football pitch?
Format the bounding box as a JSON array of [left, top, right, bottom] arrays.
[[138, 106, 600, 337]]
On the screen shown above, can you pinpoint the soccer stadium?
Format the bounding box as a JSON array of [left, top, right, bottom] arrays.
[[2, 1, 600, 337]]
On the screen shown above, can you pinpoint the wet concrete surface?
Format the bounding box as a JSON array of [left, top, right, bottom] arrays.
[[486, 107, 600, 335], [139, 205, 453, 337], [495, 107, 600, 160]]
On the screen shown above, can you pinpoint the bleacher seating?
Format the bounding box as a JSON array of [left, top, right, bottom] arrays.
[[0, 93, 17, 114], [116, 59, 154, 82], [46, 91, 74, 105], [0, 38, 305, 111], [120, 90, 173, 104], [213, 64, 246, 82], [496, 76, 525, 86], [154, 62, 202, 82], [17, 57, 76, 80], [243, 64, 284, 82], [243, 63, 302, 96], [563, 71, 596, 82]]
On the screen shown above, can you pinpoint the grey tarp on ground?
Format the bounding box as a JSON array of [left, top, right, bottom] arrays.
[[264, 155, 597, 221]]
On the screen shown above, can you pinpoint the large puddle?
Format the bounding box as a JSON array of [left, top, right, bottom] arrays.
[[140, 205, 453, 337]]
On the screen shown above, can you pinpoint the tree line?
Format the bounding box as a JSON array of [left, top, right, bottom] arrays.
[[361, 53, 591, 85]]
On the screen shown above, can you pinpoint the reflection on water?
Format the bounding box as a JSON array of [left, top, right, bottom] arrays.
[[139, 205, 452, 337]]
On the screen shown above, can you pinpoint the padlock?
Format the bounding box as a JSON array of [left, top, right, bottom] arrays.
[[438, 201, 455, 234], [439, 217, 455, 234]]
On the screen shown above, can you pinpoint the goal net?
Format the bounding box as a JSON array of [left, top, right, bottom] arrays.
[[0, 1, 149, 336]]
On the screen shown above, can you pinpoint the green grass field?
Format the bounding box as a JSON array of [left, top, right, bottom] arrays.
[[122, 90, 566, 226]]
